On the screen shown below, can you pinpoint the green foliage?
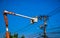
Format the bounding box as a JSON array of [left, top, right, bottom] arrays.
[[21, 35, 25, 38], [14, 33, 18, 38], [4, 33, 26, 38], [10, 33, 18, 38]]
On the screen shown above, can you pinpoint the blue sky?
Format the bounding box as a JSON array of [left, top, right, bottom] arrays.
[[0, 0, 60, 38]]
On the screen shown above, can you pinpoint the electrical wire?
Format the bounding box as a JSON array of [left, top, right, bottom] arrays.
[[15, 24, 33, 32], [15, 23, 40, 34], [48, 36, 60, 38], [3, 7, 60, 38], [47, 26, 60, 30], [47, 7, 60, 17], [47, 31, 60, 34], [27, 32, 41, 38]]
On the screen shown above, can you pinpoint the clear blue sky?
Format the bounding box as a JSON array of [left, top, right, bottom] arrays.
[[0, 0, 60, 38]]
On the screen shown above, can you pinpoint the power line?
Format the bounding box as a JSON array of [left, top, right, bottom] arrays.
[[47, 7, 60, 17], [47, 31, 60, 34], [15, 24, 33, 32], [47, 26, 60, 30], [15, 23, 39, 33]]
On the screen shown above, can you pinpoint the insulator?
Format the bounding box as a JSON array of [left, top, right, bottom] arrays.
[[44, 22, 47, 25], [40, 16, 43, 20]]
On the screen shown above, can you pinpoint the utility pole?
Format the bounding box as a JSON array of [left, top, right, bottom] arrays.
[[40, 15, 48, 38], [43, 16, 47, 38]]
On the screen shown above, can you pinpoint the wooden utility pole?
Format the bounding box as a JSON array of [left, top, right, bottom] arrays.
[[43, 16, 48, 38], [40, 16, 48, 38], [44, 20, 47, 38]]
